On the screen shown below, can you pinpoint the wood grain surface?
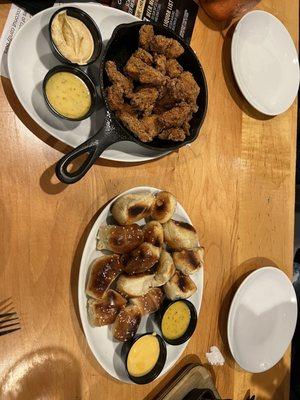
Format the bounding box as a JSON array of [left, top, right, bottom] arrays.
[[0, 1, 298, 399]]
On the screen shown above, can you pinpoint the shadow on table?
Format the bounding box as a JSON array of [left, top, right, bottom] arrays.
[[217, 257, 278, 370], [251, 358, 290, 400], [0, 347, 82, 399], [68, 198, 120, 378], [221, 24, 274, 121], [1, 77, 159, 189]]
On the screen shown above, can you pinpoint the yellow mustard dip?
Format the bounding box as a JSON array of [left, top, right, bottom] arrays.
[[162, 301, 191, 340], [45, 72, 91, 119], [127, 334, 160, 377]]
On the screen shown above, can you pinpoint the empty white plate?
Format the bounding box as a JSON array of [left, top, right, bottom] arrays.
[[231, 10, 300, 115], [228, 267, 297, 373]]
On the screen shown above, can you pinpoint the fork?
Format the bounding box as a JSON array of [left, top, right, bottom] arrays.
[[0, 298, 20, 336]]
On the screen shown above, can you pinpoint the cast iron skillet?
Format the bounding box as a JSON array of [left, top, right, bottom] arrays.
[[55, 21, 208, 184]]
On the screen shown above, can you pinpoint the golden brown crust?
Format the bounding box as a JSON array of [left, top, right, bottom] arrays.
[[164, 271, 197, 300], [116, 273, 155, 297], [139, 24, 154, 51], [173, 247, 204, 275], [105, 25, 200, 142], [124, 55, 166, 86], [86, 255, 123, 299], [105, 60, 133, 95], [151, 191, 177, 224], [158, 128, 186, 141], [158, 103, 192, 130], [130, 288, 164, 315], [154, 53, 167, 74], [143, 221, 164, 247], [88, 290, 127, 327], [97, 224, 144, 253], [163, 219, 199, 251], [153, 250, 175, 286], [129, 87, 159, 116], [166, 59, 183, 78], [133, 48, 153, 65], [113, 305, 141, 341], [121, 243, 160, 275], [111, 192, 154, 225], [150, 35, 184, 58]]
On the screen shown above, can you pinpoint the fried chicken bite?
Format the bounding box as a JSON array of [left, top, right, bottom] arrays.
[[158, 103, 192, 129], [129, 87, 159, 116], [107, 85, 124, 111], [150, 35, 184, 59], [107, 85, 136, 115], [154, 54, 167, 75], [141, 114, 161, 138], [133, 48, 153, 65], [139, 24, 155, 51], [157, 72, 200, 112], [158, 128, 186, 141], [105, 61, 133, 95], [124, 55, 166, 86], [117, 112, 160, 142], [166, 59, 183, 78]]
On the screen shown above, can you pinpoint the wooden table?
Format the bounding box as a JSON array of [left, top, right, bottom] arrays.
[[0, 1, 298, 399]]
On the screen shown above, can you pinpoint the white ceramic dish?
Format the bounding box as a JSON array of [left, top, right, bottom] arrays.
[[8, 3, 170, 162], [227, 267, 297, 373], [231, 10, 299, 116], [78, 186, 204, 382]]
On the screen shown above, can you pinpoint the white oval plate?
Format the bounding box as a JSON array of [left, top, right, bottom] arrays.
[[78, 186, 204, 382], [8, 3, 170, 162], [231, 10, 300, 116], [228, 267, 297, 373]]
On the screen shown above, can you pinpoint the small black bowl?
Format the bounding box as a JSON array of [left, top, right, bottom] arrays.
[[157, 299, 198, 346], [49, 6, 102, 66], [122, 332, 167, 384], [43, 64, 97, 121]]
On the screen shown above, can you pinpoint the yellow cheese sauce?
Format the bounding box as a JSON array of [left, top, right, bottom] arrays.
[[45, 72, 91, 119], [162, 301, 191, 340], [127, 334, 160, 377]]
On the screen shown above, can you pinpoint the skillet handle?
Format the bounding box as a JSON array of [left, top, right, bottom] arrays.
[[55, 113, 123, 184]]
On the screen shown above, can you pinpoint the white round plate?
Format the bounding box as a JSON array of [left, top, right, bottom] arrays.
[[78, 186, 204, 382], [8, 3, 170, 162], [228, 267, 297, 373], [231, 10, 300, 116]]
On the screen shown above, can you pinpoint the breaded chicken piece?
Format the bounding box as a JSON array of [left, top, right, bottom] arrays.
[[158, 103, 192, 129], [129, 87, 159, 116], [107, 85, 136, 115], [139, 24, 155, 51], [182, 121, 191, 136], [105, 61, 133, 95], [154, 54, 166, 75], [124, 55, 166, 86], [133, 48, 153, 65], [150, 35, 184, 58], [117, 112, 160, 142], [158, 128, 186, 141], [157, 72, 200, 112], [142, 114, 161, 138], [107, 85, 124, 111], [166, 59, 183, 78]]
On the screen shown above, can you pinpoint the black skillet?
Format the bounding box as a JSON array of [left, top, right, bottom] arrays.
[[55, 21, 208, 184]]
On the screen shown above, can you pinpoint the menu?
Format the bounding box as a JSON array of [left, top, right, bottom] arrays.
[[111, 0, 198, 43], [0, 2, 66, 78]]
